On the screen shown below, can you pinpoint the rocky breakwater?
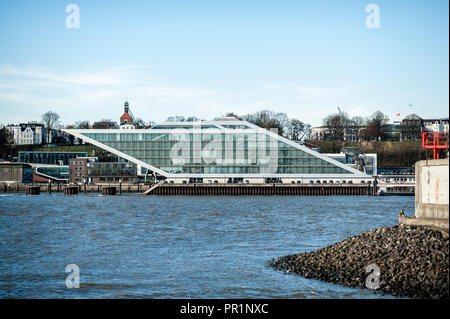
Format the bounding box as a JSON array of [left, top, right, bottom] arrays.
[[269, 225, 449, 298]]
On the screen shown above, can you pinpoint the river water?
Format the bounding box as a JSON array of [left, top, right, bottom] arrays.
[[0, 194, 414, 298]]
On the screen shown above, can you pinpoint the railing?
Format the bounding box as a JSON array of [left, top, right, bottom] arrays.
[[421, 132, 449, 159]]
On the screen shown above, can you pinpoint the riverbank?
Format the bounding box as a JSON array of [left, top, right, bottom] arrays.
[[269, 225, 449, 298]]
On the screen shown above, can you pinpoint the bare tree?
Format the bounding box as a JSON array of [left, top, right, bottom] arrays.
[[225, 112, 241, 119], [242, 110, 289, 136], [351, 116, 367, 127], [286, 119, 310, 141], [360, 111, 389, 141], [225, 110, 311, 139], [75, 121, 91, 129], [41, 111, 60, 144], [322, 112, 351, 141], [0, 126, 13, 146], [371, 111, 389, 125]]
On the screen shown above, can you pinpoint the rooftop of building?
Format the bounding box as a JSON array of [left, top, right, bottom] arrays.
[[120, 112, 133, 120]]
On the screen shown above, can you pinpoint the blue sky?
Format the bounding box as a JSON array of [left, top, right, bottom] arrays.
[[0, 0, 448, 127]]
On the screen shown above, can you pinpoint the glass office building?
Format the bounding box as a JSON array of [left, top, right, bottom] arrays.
[[18, 151, 88, 165], [63, 118, 370, 182]]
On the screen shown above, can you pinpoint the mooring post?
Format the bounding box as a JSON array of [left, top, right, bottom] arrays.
[[119, 180, 122, 195], [373, 176, 378, 196], [84, 181, 87, 195], [48, 179, 51, 194]]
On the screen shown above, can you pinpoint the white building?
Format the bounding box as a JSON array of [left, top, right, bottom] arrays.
[[422, 118, 449, 133], [309, 126, 363, 142], [7, 123, 44, 145], [309, 127, 327, 141]]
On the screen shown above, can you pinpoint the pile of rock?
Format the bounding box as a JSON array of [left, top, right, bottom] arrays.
[[268, 225, 449, 298]]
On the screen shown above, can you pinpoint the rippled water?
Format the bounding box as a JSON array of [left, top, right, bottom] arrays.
[[0, 194, 414, 298]]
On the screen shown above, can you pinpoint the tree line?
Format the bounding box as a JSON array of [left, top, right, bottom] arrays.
[[320, 110, 391, 142], [224, 110, 311, 141], [0, 108, 414, 147]]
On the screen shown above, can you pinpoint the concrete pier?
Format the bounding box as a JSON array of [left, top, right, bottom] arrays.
[[399, 158, 449, 235]]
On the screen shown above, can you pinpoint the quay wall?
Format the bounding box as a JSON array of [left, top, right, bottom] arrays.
[[147, 184, 371, 196], [0, 183, 145, 194], [0, 182, 374, 196]]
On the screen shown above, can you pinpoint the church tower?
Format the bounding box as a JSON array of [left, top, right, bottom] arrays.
[[120, 101, 135, 129]]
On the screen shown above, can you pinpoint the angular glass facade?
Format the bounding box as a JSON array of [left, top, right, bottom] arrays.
[[35, 166, 69, 181], [64, 120, 366, 178]]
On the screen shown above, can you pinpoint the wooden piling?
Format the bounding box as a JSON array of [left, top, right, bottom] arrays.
[[64, 186, 79, 195], [26, 186, 40, 195], [102, 186, 117, 195]]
